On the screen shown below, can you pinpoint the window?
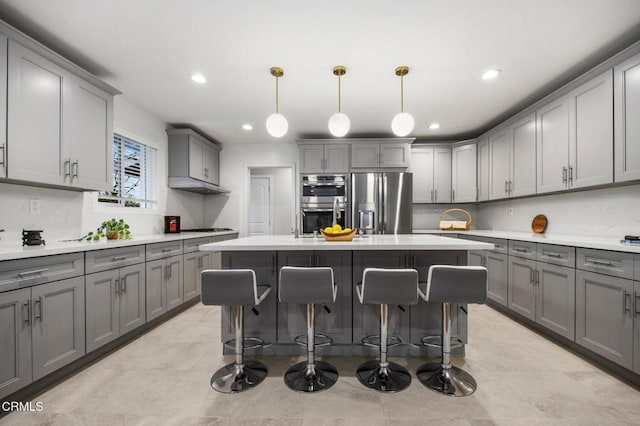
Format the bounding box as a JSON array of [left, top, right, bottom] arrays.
[[98, 133, 157, 208]]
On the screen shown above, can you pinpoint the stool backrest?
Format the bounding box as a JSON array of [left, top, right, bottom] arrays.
[[360, 268, 419, 305], [201, 269, 259, 306], [426, 265, 487, 304], [279, 266, 335, 303]]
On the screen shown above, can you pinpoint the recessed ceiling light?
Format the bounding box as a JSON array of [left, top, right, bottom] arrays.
[[428, 123, 440, 130], [242, 123, 253, 131], [482, 69, 501, 80], [191, 73, 207, 84]]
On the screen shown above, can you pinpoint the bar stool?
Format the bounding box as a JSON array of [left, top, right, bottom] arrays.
[[417, 265, 487, 397], [356, 268, 419, 393], [279, 266, 338, 393], [201, 269, 272, 394]]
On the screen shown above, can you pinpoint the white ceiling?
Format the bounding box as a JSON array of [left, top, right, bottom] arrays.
[[1, 0, 640, 145]]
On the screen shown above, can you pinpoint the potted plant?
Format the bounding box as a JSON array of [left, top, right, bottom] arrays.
[[81, 218, 132, 241]]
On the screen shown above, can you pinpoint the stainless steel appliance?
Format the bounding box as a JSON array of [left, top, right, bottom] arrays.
[[350, 172, 412, 234], [300, 175, 347, 234]]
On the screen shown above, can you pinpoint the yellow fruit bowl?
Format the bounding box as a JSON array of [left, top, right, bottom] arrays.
[[320, 228, 357, 241]]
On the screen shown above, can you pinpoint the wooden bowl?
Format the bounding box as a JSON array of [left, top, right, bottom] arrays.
[[531, 214, 548, 233], [321, 229, 357, 241]]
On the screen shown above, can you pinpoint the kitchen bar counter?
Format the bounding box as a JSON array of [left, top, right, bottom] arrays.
[[414, 229, 640, 254], [0, 231, 238, 261]]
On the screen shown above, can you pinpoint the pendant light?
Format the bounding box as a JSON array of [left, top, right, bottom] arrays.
[[266, 67, 288, 138], [328, 65, 350, 137], [391, 66, 414, 137]]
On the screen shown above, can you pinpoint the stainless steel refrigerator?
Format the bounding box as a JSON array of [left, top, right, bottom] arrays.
[[350, 172, 412, 234]]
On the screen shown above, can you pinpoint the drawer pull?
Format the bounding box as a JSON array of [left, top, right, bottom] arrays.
[[589, 259, 613, 267], [513, 247, 528, 253], [162, 248, 174, 252], [18, 268, 49, 278], [112, 256, 128, 261], [543, 251, 562, 258]]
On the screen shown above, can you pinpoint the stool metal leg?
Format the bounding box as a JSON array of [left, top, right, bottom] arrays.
[[284, 303, 338, 393], [211, 305, 268, 393], [356, 304, 411, 392], [417, 302, 477, 396]]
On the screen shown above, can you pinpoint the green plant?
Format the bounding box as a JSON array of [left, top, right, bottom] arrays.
[[81, 218, 132, 241]]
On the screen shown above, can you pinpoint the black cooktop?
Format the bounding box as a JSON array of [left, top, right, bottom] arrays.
[[181, 228, 234, 232]]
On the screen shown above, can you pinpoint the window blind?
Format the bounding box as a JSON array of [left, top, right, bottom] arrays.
[[98, 133, 157, 208]]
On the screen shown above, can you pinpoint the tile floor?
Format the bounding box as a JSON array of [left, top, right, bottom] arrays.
[[2, 303, 640, 425]]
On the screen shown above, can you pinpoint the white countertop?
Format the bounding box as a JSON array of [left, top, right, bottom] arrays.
[[199, 234, 495, 251], [0, 231, 238, 262], [414, 229, 640, 254]]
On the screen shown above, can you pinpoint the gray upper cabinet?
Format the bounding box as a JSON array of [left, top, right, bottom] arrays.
[[451, 141, 477, 202], [576, 270, 633, 369], [167, 128, 222, 185], [299, 143, 349, 173], [568, 70, 613, 189], [0, 33, 7, 179], [476, 137, 489, 201], [614, 52, 640, 182], [489, 128, 510, 200], [536, 96, 570, 194], [31, 276, 85, 381], [7, 39, 65, 186], [410, 146, 451, 203], [0, 288, 32, 400], [5, 39, 115, 191], [352, 142, 410, 168]]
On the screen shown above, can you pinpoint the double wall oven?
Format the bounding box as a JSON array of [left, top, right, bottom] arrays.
[[300, 175, 348, 234]]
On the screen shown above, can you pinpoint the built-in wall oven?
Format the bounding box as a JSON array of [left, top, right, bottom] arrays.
[[300, 175, 348, 234]]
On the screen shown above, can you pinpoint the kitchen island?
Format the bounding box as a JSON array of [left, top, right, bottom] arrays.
[[199, 234, 494, 356]]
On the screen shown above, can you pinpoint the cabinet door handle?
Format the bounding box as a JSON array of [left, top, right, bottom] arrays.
[[452, 189, 455, 201], [529, 269, 534, 284], [505, 180, 508, 193], [430, 189, 434, 202], [0, 144, 5, 166], [568, 166, 573, 184], [18, 268, 49, 278], [635, 292, 640, 317], [122, 276, 127, 294], [435, 189, 438, 201], [623, 290, 631, 314], [72, 160, 79, 180], [115, 278, 120, 295], [535, 270, 540, 285], [562, 167, 567, 184], [64, 159, 71, 181], [164, 265, 169, 280], [476, 187, 479, 201], [412, 256, 416, 269], [35, 297, 44, 322], [508, 180, 513, 194], [309, 255, 313, 267], [271, 254, 276, 277], [24, 300, 31, 325]]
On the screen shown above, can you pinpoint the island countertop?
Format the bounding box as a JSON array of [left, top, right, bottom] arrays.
[[199, 234, 494, 251]]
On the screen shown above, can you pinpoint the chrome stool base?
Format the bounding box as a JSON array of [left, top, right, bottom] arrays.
[[211, 360, 268, 394], [416, 363, 477, 397], [356, 360, 411, 393], [284, 360, 338, 393]]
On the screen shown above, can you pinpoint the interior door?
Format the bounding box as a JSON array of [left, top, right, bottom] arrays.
[[249, 176, 271, 236]]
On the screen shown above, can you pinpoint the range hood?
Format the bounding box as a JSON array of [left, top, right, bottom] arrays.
[[168, 177, 230, 195]]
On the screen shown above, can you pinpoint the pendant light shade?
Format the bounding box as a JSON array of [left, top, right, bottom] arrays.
[[391, 66, 414, 137], [328, 65, 350, 137], [266, 67, 288, 138]]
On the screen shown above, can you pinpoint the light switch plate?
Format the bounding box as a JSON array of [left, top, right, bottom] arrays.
[[29, 198, 40, 214]]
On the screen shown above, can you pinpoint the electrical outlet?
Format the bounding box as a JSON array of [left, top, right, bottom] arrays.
[[29, 198, 40, 215], [508, 207, 513, 216]]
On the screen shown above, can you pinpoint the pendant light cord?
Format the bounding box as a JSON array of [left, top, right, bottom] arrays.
[[400, 73, 404, 113], [338, 74, 342, 113], [275, 75, 279, 114]]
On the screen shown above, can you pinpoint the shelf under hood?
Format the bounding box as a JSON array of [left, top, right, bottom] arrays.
[[168, 177, 230, 195]]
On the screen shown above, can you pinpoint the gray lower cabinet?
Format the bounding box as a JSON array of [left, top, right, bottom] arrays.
[[183, 251, 210, 301], [85, 263, 146, 352], [508, 256, 536, 320], [0, 288, 32, 399], [146, 255, 183, 321], [576, 270, 633, 369], [276, 251, 353, 344], [221, 252, 277, 344]]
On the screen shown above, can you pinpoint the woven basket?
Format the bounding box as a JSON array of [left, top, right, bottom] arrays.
[[439, 208, 472, 231]]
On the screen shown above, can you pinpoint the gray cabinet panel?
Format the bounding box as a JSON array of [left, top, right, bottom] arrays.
[[451, 142, 477, 202], [510, 113, 537, 197], [489, 129, 510, 200], [0, 253, 84, 293], [221, 252, 277, 344], [536, 97, 570, 194], [7, 39, 64, 186], [537, 263, 575, 340], [276, 251, 353, 345], [146, 241, 183, 262], [537, 244, 575, 268], [476, 138, 489, 201], [352, 251, 411, 343], [119, 264, 146, 335], [324, 144, 350, 172], [0, 33, 7, 178], [145, 259, 166, 321], [0, 288, 32, 399], [576, 270, 633, 369], [183, 237, 211, 253], [614, 52, 640, 182], [508, 256, 536, 320], [486, 252, 508, 307], [299, 144, 324, 173], [165, 255, 183, 311], [31, 276, 85, 380], [85, 270, 118, 352], [380, 143, 410, 167], [85, 246, 145, 274], [183, 252, 198, 302], [351, 144, 380, 168], [509, 240, 536, 260]]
